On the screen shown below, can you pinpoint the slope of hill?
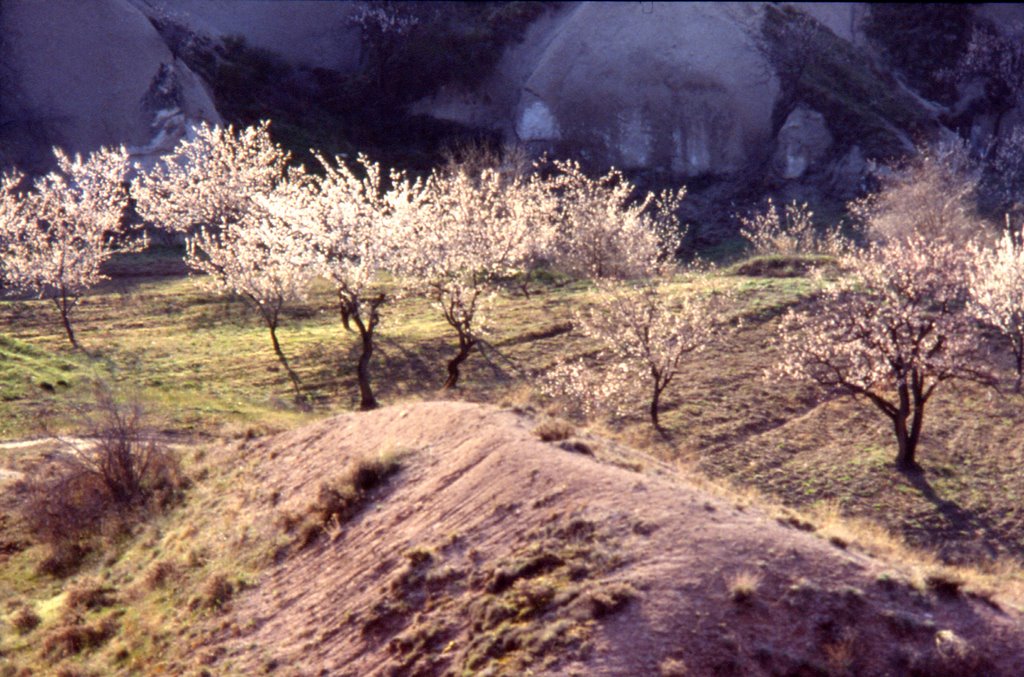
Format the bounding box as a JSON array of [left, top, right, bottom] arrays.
[[180, 402, 1024, 676]]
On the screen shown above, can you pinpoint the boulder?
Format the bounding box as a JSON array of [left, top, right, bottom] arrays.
[[511, 3, 778, 176], [827, 144, 867, 198], [773, 106, 833, 179], [0, 0, 219, 171]]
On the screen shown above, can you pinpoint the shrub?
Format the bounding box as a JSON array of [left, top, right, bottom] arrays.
[[20, 386, 183, 570], [42, 616, 118, 660], [533, 418, 576, 442], [739, 199, 848, 256], [198, 573, 234, 611], [849, 141, 982, 245], [10, 605, 41, 634], [63, 577, 117, 613], [141, 560, 179, 591], [299, 451, 406, 547], [728, 570, 762, 603]]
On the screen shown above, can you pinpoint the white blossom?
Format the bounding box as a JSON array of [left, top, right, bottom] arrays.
[[773, 235, 985, 469], [968, 222, 1024, 391], [739, 198, 849, 256], [850, 142, 980, 245], [0, 146, 139, 348], [393, 164, 554, 389], [545, 277, 726, 429], [544, 159, 684, 279], [132, 120, 291, 233]]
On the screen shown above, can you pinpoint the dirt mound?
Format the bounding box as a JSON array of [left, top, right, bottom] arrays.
[[204, 401, 1024, 676]]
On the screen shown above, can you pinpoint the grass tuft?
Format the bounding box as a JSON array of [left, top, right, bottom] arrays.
[[728, 570, 762, 603]]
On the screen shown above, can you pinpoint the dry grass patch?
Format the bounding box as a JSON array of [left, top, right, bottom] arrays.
[[140, 559, 180, 592], [659, 657, 689, 676], [63, 577, 117, 613], [9, 603, 41, 634], [533, 417, 576, 442], [728, 570, 762, 603], [294, 449, 409, 548], [195, 573, 235, 611], [42, 615, 119, 661]]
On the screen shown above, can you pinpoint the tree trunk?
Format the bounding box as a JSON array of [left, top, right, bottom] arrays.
[[351, 313, 378, 411], [649, 393, 662, 431], [649, 381, 666, 432], [892, 378, 928, 471], [893, 414, 917, 470], [443, 336, 474, 390], [267, 322, 302, 397], [53, 294, 78, 349], [892, 381, 919, 471], [1014, 334, 1024, 393]]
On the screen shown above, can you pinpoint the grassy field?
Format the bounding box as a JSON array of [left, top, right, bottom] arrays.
[[3, 250, 1024, 672], [1, 254, 1023, 565]]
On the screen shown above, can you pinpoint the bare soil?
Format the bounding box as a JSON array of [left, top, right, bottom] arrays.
[[195, 401, 1024, 676]]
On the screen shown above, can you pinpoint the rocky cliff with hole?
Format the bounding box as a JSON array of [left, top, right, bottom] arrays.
[[2, 2, 1023, 202]]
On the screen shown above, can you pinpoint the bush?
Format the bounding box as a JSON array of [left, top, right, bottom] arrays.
[[10, 605, 41, 634], [738, 199, 848, 257], [198, 573, 234, 611], [298, 452, 406, 548], [42, 616, 118, 660], [533, 418, 576, 442], [20, 385, 184, 571], [728, 570, 762, 603], [63, 577, 117, 613]]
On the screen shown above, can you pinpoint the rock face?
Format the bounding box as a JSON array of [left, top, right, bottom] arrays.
[[133, 0, 362, 72], [0, 0, 991, 198], [0, 0, 219, 170], [417, 1, 943, 195], [508, 3, 779, 176], [773, 106, 833, 179]]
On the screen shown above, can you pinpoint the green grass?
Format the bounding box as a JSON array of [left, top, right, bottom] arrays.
[[2, 261, 1020, 565]]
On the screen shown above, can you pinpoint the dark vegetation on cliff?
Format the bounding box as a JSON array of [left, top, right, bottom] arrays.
[[149, 1, 550, 171]]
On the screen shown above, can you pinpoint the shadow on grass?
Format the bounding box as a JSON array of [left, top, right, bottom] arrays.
[[902, 469, 1005, 562]]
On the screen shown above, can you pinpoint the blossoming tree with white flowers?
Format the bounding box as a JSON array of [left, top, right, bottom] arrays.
[[969, 223, 1024, 392], [774, 235, 986, 470], [132, 120, 290, 233], [184, 194, 317, 397], [1, 146, 138, 348], [290, 153, 421, 409], [546, 159, 685, 280], [395, 164, 555, 389], [545, 277, 725, 431]]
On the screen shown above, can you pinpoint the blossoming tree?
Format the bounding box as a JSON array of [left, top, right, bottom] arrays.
[[292, 153, 419, 409], [1, 147, 138, 348], [545, 277, 725, 430], [545, 159, 684, 280], [774, 235, 986, 470], [132, 121, 290, 233], [395, 164, 554, 389], [969, 223, 1024, 392], [184, 175, 317, 398]]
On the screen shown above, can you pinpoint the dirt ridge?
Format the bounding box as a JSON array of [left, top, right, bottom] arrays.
[[203, 401, 1024, 676]]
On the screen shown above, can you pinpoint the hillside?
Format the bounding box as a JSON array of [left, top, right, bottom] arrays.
[[2, 401, 1023, 675], [206, 401, 1024, 676]]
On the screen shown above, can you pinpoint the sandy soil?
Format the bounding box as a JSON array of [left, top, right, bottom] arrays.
[[199, 401, 1024, 676]]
